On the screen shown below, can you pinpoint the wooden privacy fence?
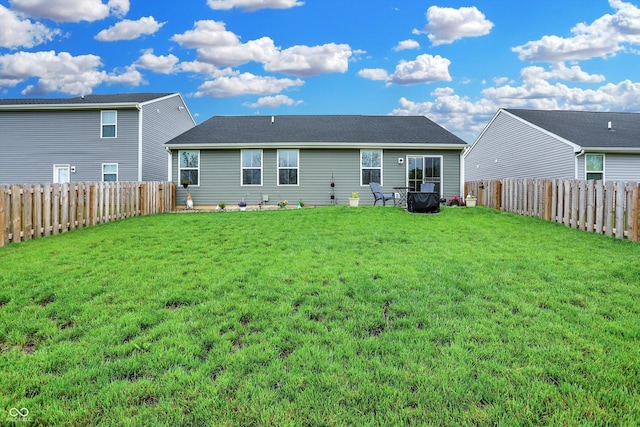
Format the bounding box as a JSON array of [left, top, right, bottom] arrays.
[[0, 181, 176, 246], [465, 178, 640, 242]]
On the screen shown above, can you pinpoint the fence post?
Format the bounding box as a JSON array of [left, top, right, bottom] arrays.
[[171, 182, 176, 211], [140, 183, 148, 216], [11, 184, 22, 243], [0, 188, 7, 246], [615, 181, 625, 239], [89, 185, 96, 226], [631, 185, 640, 242], [43, 184, 51, 237]]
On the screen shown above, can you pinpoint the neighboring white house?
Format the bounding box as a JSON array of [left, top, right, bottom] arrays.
[[464, 109, 640, 183], [0, 93, 196, 184]]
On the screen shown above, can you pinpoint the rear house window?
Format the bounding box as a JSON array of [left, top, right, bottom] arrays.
[[179, 150, 200, 186], [242, 150, 262, 186], [102, 163, 118, 182], [101, 111, 117, 138], [586, 154, 604, 181], [361, 150, 382, 185]]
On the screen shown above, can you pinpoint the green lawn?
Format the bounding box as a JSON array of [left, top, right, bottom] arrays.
[[1, 206, 639, 426]]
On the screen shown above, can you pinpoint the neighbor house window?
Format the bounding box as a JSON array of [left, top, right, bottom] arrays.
[[179, 150, 199, 186], [242, 150, 262, 186], [102, 163, 118, 182], [278, 149, 299, 185], [53, 164, 70, 184], [586, 154, 604, 181], [361, 150, 382, 185], [101, 111, 117, 138]]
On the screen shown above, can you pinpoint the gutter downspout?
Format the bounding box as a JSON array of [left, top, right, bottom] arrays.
[[574, 149, 585, 179], [137, 105, 143, 182], [460, 149, 466, 197], [166, 147, 172, 181]]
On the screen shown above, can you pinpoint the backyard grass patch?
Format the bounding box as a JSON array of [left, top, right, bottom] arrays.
[[1, 206, 639, 426]]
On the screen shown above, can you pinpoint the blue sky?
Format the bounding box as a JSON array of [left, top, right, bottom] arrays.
[[1, 0, 640, 142]]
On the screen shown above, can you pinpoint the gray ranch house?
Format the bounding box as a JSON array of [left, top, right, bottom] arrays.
[[0, 93, 195, 184], [165, 115, 468, 207], [465, 108, 640, 182]]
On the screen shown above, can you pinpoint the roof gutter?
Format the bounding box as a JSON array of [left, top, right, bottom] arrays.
[[0, 102, 142, 111], [164, 142, 469, 150], [581, 147, 640, 154]]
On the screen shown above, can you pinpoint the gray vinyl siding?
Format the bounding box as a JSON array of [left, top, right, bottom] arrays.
[[174, 148, 462, 207], [0, 109, 139, 184], [577, 153, 640, 182], [140, 95, 195, 181], [465, 111, 576, 181]]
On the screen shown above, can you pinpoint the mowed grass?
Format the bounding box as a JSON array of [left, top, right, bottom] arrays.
[[0, 206, 639, 426]]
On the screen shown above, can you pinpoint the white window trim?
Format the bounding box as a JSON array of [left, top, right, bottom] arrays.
[[585, 153, 605, 181], [241, 149, 263, 186], [178, 150, 200, 187], [277, 149, 300, 186], [53, 164, 70, 184], [101, 110, 117, 139], [360, 149, 383, 186], [102, 163, 118, 182]]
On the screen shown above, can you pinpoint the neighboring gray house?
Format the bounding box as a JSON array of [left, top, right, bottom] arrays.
[[165, 115, 468, 207], [465, 109, 640, 182], [0, 93, 196, 184]]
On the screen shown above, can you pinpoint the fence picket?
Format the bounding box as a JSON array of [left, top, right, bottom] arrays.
[[605, 181, 614, 236], [0, 188, 7, 246], [615, 181, 625, 239], [586, 181, 595, 232]]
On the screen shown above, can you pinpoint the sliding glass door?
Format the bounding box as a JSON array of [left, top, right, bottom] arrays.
[[407, 156, 442, 194]]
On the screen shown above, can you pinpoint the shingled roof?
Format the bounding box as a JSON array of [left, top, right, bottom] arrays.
[[165, 115, 467, 148], [505, 109, 640, 149], [0, 93, 176, 107]]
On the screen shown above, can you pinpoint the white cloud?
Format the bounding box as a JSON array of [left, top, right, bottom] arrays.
[[359, 54, 451, 86], [135, 49, 179, 74], [207, 0, 303, 11], [357, 68, 388, 81], [107, 0, 129, 17], [9, 0, 130, 22], [172, 20, 353, 76], [0, 4, 59, 49], [420, 5, 494, 46], [512, 0, 640, 61], [244, 94, 302, 108], [194, 72, 304, 98], [171, 20, 277, 67], [393, 39, 420, 51], [95, 16, 165, 41], [103, 64, 142, 86], [170, 20, 240, 49], [0, 50, 141, 95], [265, 43, 352, 77], [520, 63, 606, 84], [197, 37, 278, 67], [179, 61, 236, 77]]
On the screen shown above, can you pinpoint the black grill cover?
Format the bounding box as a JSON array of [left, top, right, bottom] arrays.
[[407, 192, 440, 213]]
